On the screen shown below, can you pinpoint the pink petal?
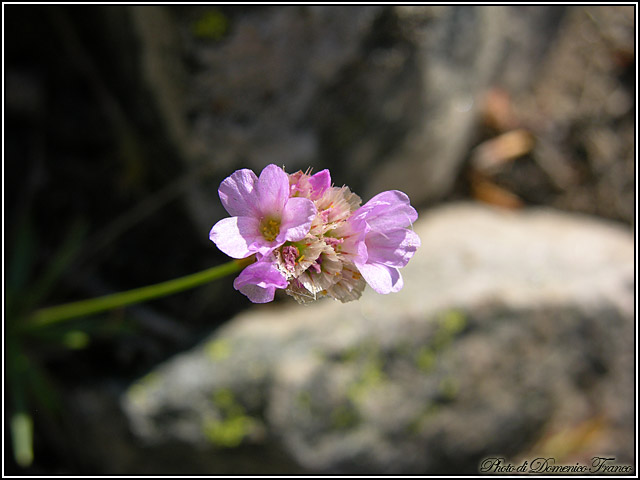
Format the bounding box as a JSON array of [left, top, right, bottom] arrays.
[[233, 260, 288, 303], [334, 215, 369, 263], [251, 238, 282, 257], [355, 262, 404, 294], [256, 164, 290, 217], [279, 197, 317, 242], [355, 190, 418, 231], [236, 284, 276, 303], [365, 228, 420, 267], [308, 169, 331, 197], [218, 169, 259, 217], [209, 216, 261, 259], [356, 236, 369, 264]]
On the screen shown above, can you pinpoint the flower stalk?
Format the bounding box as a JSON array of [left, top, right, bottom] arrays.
[[24, 257, 254, 329]]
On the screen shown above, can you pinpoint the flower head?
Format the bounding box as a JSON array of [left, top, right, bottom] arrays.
[[210, 165, 420, 303]]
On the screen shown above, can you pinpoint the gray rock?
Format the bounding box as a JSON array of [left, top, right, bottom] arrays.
[[121, 203, 634, 474], [127, 6, 568, 234]]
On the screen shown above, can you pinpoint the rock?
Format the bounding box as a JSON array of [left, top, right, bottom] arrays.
[[120, 203, 634, 474], [511, 6, 635, 225], [127, 6, 569, 234]]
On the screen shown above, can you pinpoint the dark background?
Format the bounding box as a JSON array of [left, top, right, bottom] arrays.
[[4, 4, 635, 474]]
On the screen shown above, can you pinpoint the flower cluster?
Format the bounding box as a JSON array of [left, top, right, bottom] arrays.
[[210, 164, 420, 303]]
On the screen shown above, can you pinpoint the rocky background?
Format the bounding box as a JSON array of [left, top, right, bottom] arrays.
[[4, 5, 635, 475]]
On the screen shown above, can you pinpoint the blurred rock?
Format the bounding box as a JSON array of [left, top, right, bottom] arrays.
[[119, 203, 634, 474], [127, 6, 568, 234], [484, 6, 635, 225]]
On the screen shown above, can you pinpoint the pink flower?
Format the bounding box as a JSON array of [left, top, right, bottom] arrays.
[[289, 168, 331, 200], [210, 166, 420, 303], [209, 165, 317, 259], [351, 190, 420, 294], [232, 259, 288, 303]]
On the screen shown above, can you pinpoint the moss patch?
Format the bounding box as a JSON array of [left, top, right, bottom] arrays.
[[346, 342, 387, 403], [203, 415, 255, 448], [206, 338, 232, 362], [127, 371, 160, 407], [407, 403, 440, 435], [431, 309, 467, 350], [414, 309, 467, 372], [331, 404, 361, 430], [205, 388, 258, 448], [192, 9, 229, 41], [416, 347, 436, 373], [438, 377, 458, 401]]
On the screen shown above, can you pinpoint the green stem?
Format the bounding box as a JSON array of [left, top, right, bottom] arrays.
[[8, 340, 34, 468], [25, 258, 253, 329]]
